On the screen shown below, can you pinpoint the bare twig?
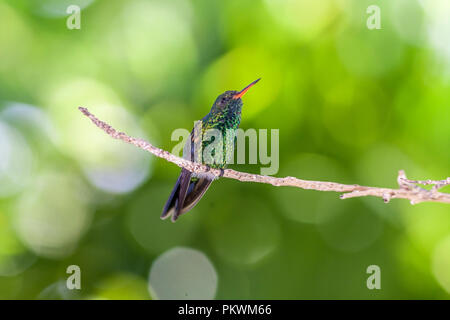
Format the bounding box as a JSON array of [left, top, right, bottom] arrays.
[[79, 107, 450, 205]]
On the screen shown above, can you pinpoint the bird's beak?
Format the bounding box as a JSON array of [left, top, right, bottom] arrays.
[[233, 78, 261, 99]]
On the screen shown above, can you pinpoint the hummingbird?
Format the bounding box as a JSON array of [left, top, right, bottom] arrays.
[[161, 78, 261, 222]]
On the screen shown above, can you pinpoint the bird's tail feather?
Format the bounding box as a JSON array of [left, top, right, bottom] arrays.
[[161, 169, 213, 222]]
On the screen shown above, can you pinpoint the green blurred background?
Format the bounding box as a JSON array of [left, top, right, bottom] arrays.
[[0, 0, 449, 299]]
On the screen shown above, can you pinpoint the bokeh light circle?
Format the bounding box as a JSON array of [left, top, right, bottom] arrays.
[[0, 209, 36, 277], [149, 247, 217, 300], [14, 171, 92, 258], [0, 121, 34, 197], [204, 193, 281, 267], [45, 78, 153, 194], [108, 0, 196, 98], [1, 102, 58, 146], [317, 199, 384, 253], [390, 0, 427, 47], [127, 184, 198, 255]]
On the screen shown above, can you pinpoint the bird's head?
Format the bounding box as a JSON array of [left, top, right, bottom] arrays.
[[212, 78, 260, 113]]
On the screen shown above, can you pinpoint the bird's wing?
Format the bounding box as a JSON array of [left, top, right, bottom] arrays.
[[160, 172, 181, 220], [161, 168, 193, 222], [172, 168, 191, 222], [161, 123, 213, 222]]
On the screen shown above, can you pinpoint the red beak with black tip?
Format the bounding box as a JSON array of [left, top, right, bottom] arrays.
[[233, 78, 261, 99]]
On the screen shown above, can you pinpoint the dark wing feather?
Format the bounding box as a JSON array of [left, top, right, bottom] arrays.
[[172, 169, 192, 222], [161, 174, 213, 222], [178, 177, 213, 217], [160, 174, 181, 220]]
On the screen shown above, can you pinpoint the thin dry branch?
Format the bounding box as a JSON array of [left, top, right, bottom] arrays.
[[79, 107, 450, 205]]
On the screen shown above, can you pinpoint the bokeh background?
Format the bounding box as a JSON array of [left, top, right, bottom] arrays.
[[0, 0, 449, 299]]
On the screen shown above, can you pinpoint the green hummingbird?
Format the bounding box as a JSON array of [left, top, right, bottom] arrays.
[[161, 78, 261, 222]]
